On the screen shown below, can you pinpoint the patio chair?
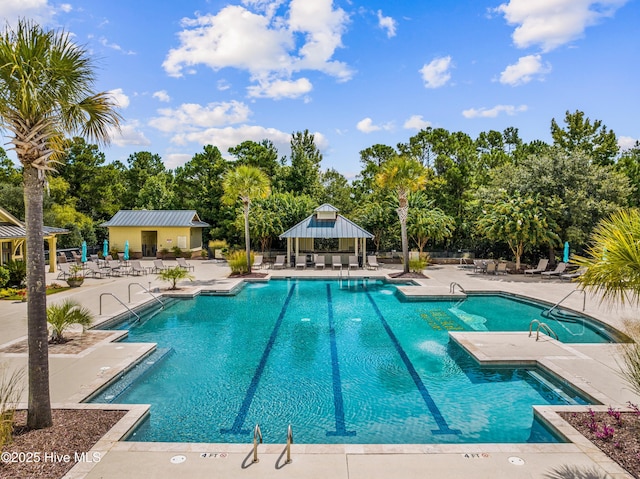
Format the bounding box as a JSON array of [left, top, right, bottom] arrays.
[[560, 267, 586, 281], [366, 255, 379, 270], [473, 259, 486, 273], [89, 254, 99, 263], [57, 253, 67, 264], [106, 260, 122, 276], [71, 251, 82, 263], [177, 257, 195, 271], [495, 262, 508, 275], [129, 260, 148, 276], [152, 259, 168, 273], [272, 255, 285, 269], [252, 255, 263, 270], [57, 262, 71, 279], [84, 261, 109, 278], [295, 255, 307, 270], [524, 258, 549, 275], [331, 256, 342, 270], [485, 261, 497, 274], [314, 254, 325, 270], [541, 262, 567, 279], [348, 255, 359, 270]]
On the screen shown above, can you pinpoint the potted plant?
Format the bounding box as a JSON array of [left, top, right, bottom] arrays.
[[66, 264, 84, 287]]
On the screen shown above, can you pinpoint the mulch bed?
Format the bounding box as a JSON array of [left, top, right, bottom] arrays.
[[388, 271, 428, 279], [229, 272, 269, 278], [0, 331, 114, 355], [1, 409, 126, 479], [560, 409, 640, 478]]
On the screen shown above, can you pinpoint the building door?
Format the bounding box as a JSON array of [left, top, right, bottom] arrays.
[[141, 231, 157, 257], [1, 241, 11, 265]]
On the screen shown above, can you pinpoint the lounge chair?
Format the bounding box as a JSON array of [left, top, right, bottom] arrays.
[[314, 254, 325, 270], [252, 255, 263, 270], [348, 255, 359, 270], [89, 254, 99, 263], [84, 261, 109, 278], [332, 256, 342, 270], [561, 267, 586, 281], [524, 259, 549, 275], [71, 251, 82, 263], [473, 260, 486, 273], [541, 262, 567, 279], [295, 255, 307, 270], [272, 255, 285, 269], [495, 262, 508, 275], [366, 255, 379, 270], [57, 262, 72, 279], [485, 261, 497, 274], [129, 260, 148, 276], [152, 259, 168, 273], [106, 260, 122, 276], [177, 257, 195, 271], [57, 253, 67, 264]]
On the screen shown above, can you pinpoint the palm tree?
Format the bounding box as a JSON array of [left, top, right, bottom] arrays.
[[376, 155, 428, 274], [47, 300, 94, 344], [157, 266, 194, 290], [222, 165, 271, 273], [0, 20, 121, 429]]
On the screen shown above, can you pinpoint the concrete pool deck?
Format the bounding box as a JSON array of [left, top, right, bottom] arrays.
[[1, 259, 639, 478]]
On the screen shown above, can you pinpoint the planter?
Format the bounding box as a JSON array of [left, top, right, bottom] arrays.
[[66, 278, 84, 288]]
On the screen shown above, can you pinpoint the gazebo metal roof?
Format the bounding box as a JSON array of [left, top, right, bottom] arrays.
[[279, 204, 373, 239]]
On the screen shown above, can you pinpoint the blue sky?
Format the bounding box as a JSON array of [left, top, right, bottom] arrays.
[[2, 0, 639, 177]]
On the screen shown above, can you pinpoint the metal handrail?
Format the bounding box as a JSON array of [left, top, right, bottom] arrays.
[[546, 289, 586, 316], [449, 282, 465, 294], [128, 282, 164, 309], [536, 323, 558, 341], [100, 293, 141, 322], [529, 319, 541, 337], [252, 424, 262, 463], [285, 424, 293, 464]]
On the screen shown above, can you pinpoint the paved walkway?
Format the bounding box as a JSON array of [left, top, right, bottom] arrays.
[[1, 259, 638, 478]]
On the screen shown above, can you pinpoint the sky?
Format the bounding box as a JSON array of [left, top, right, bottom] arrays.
[[2, 0, 639, 178]]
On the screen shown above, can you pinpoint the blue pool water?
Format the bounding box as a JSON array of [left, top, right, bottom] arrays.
[[92, 279, 597, 444]]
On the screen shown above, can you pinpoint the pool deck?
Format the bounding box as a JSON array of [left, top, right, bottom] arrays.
[[1, 260, 639, 478]]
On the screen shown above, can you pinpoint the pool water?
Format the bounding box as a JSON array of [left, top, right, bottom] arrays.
[[95, 279, 593, 444]]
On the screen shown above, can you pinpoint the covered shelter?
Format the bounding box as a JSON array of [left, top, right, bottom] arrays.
[[279, 204, 374, 267], [100, 210, 210, 258], [0, 206, 68, 272]]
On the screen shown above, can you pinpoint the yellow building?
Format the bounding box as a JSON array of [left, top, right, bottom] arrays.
[[100, 210, 210, 258], [0, 206, 68, 272]]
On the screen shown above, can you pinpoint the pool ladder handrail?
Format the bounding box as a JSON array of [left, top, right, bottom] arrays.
[[529, 319, 558, 341], [449, 282, 466, 294], [99, 292, 141, 322], [252, 424, 262, 463], [546, 289, 586, 317], [286, 424, 293, 464], [128, 282, 164, 309]]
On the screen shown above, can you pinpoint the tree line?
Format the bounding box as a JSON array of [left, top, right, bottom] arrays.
[[1, 111, 639, 262]]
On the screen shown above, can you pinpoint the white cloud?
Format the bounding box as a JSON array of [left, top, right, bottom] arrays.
[[356, 117, 393, 133], [247, 77, 313, 99], [164, 153, 193, 170], [619, 136, 639, 150], [499, 54, 552, 85], [110, 121, 151, 147], [217, 80, 231, 91], [149, 101, 252, 133], [419, 56, 453, 89], [462, 104, 528, 119], [108, 88, 130, 109], [100, 37, 135, 55], [152, 90, 171, 102], [403, 115, 431, 130], [0, 0, 55, 26], [377, 10, 397, 38], [495, 0, 628, 52], [162, 1, 353, 99], [59, 3, 72, 13]]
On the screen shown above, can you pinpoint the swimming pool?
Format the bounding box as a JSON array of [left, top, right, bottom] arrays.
[[92, 279, 596, 444]]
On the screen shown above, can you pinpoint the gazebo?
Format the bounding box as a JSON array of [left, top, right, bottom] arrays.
[[279, 204, 374, 267]]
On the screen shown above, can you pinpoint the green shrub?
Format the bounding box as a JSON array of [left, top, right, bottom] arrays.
[[409, 253, 430, 273], [227, 250, 254, 275], [183, 250, 193, 259], [5, 260, 26, 287], [157, 266, 194, 290], [47, 299, 93, 343], [0, 267, 9, 289], [209, 239, 228, 250], [172, 246, 183, 257], [0, 365, 24, 451]]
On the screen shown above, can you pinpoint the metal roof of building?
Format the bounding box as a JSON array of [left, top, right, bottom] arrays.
[[0, 224, 68, 239], [279, 206, 373, 239], [100, 210, 210, 228], [314, 203, 339, 212]]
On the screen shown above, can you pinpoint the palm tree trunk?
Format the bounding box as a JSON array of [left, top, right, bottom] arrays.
[[244, 202, 251, 273], [397, 203, 409, 274], [24, 166, 52, 429]]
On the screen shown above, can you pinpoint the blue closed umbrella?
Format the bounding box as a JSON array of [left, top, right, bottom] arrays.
[[81, 241, 87, 263], [103, 239, 109, 258], [124, 240, 130, 261], [563, 241, 570, 263]]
